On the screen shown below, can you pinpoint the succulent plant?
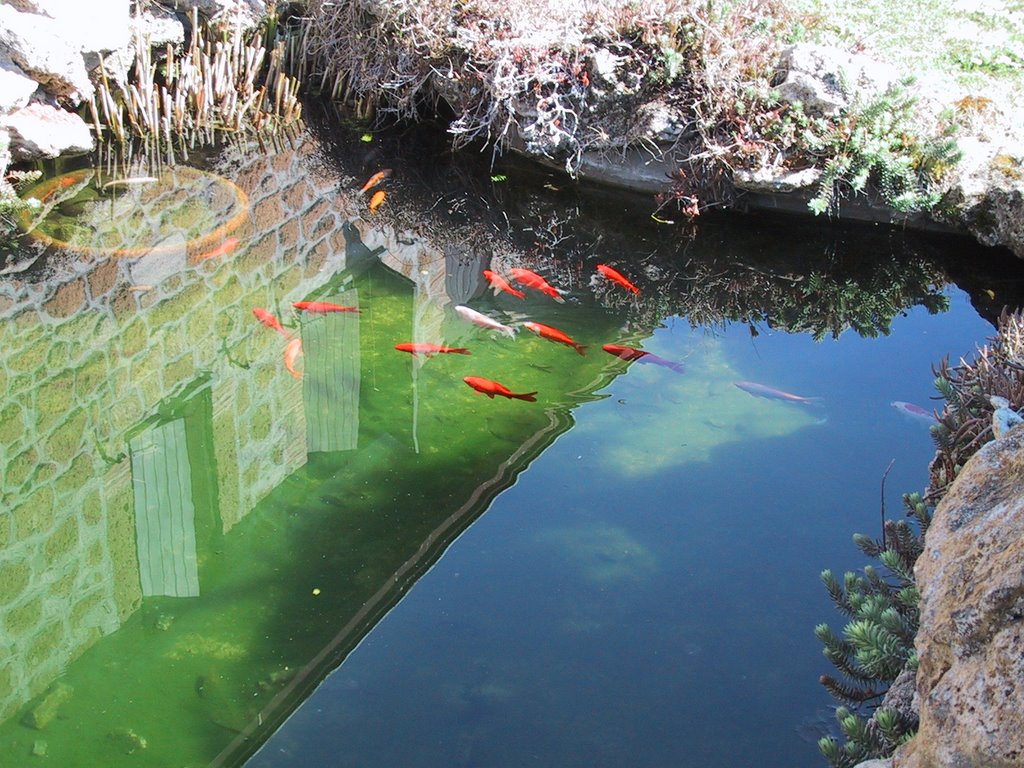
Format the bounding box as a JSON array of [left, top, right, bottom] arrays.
[[815, 492, 930, 766]]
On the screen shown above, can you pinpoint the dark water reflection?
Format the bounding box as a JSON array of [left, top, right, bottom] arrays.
[[0, 107, 1022, 768]]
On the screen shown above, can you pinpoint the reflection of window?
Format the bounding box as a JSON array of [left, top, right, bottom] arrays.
[[444, 245, 488, 305], [302, 289, 361, 453], [130, 419, 200, 597], [129, 382, 219, 598]]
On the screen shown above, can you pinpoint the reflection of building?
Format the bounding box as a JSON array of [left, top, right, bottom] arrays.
[[300, 288, 361, 454], [0, 138, 630, 768]]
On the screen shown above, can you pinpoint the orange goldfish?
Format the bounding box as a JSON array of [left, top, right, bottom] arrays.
[[284, 338, 303, 379], [483, 269, 525, 299], [252, 307, 290, 338], [464, 376, 537, 402], [596, 263, 640, 294], [196, 237, 240, 262], [523, 321, 587, 356], [368, 190, 386, 213], [395, 343, 471, 356], [359, 168, 392, 193], [293, 301, 360, 314], [510, 267, 564, 302]]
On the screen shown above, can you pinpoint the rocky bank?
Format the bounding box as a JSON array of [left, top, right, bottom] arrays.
[[0, 2, 1023, 765]]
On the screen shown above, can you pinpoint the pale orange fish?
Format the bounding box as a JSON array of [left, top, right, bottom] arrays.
[[253, 307, 291, 339], [359, 168, 392, 193], [596, 263, 640, 294], [196, 236, 239, 262], [523, 321, 587, 356], [483, 269, 525, 299], [284, 338, 303, 379], [464, 376, 537, 402], [368, 190, 386, 213]]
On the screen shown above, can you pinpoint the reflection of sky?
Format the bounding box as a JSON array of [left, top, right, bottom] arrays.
[[577, 334, 825, 475], [249, 286, 994, 768]]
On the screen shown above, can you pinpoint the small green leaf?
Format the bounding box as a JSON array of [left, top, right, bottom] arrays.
[[490, 174, 508, 182], [360, 133, 373, 143]]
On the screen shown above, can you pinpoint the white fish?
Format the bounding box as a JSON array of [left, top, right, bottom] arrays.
[[454, 305, 517, 338]]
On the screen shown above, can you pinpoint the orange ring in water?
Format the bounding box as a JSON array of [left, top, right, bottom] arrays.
[[19, 167, 250, 260]]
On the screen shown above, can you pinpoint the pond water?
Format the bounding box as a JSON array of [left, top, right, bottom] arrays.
[[1, 113, 1022, 768]]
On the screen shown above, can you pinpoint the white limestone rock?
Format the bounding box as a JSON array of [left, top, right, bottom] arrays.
[[0, 99, 93, 160]]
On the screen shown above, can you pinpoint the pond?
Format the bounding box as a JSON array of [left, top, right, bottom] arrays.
[[1, 111, 1022, 768]]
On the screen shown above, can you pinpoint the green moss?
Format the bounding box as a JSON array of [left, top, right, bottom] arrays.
[[35, 375, 75, 433], [250, 404, 272, 440], [0, 403, 26, 446], [6, 447, 40, 491], [12, 487, 56, 540], [7, 597, 44, 637], [43, 515, 81, 563], [0, 560, 30, 605], [75, 353, 110, 397], [45, 410, 88, 466]]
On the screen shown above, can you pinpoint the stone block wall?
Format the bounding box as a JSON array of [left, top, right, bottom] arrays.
[[0, 135, 365, 722]]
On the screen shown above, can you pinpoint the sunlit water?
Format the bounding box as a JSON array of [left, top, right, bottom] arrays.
[[246, 292, 993, 768], [1, 115, 1020, 768]]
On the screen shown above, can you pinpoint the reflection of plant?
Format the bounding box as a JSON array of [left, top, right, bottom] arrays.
[[815, 492, 931, 767], [928, 309, 1024, 501], [1, 161, 42, 251]]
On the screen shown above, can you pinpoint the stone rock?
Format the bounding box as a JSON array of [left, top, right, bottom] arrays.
[[0, 53, 38, 114], [937, 137, 1024, 260], [155, 0, 267, 32], [775, 43, 897, 116], [734, 166, 821, 193], [895, 423, 1024, 768], [990, 395, 1024, 439], [880, 666, 919, 725], [21, 681, 73, 730], [0, 100, 93, 160], [0, 4, 93, 103], [854, 761, 893, 768]]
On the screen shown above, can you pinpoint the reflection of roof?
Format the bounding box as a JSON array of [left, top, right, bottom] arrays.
[[210, 361, 624, 768]]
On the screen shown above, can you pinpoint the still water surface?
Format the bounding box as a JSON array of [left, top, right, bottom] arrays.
[[0, 118, 1020, 767]]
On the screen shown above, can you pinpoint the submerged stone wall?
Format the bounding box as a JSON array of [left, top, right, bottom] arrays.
[[0, 136, 361, 723]]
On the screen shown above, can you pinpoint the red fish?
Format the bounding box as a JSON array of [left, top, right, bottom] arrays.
[[195, 236, 239, 262], [252, 307, 290, 338], [395, 343, 471, 356], [283, 338, 303, 379], [368, 190, 386, 213], [360, 168, 392, 193], [602, 344, 685, 374], [734, 381, 818, 404], [597, 263, 640, 294], [510, 268, 564, 302], [464, 376, 537, 402], [524, 322, 586, 355], [293, 301, 360, 314], [483, 269, 525, 299]]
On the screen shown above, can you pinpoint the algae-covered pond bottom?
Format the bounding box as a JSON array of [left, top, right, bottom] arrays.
[[1, 118, 1020, 767]]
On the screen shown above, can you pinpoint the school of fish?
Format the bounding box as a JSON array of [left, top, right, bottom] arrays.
[[238, 172, 911, 419]]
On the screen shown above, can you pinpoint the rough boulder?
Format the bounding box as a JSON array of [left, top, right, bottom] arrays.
[[895, 422, 1024, 768]]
